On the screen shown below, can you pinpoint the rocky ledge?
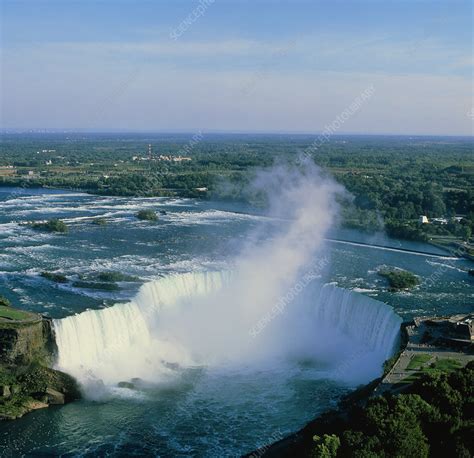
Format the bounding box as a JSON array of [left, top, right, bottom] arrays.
[[0, 307, 80, 420]]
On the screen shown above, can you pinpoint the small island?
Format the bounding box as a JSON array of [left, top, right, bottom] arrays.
[[30, 219, 68, 233], [40, 270, 140, 291], [41, 272, 68, 283], [92, 217, 108, 226], [378, 267, 420, 290], [136, 209, 158, 221], [72, 280, 121, 291], [96, 271, 139, 282]]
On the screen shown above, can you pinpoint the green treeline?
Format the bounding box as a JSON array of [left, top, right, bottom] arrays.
[[303, 362, 473, 457], [1, 134, 473, 242]]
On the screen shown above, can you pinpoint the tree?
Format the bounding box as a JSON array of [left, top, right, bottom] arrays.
[[312, 434, 341, 458]]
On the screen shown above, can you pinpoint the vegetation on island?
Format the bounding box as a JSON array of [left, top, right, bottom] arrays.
[[136, 209, 158, 221], [40, 270, 138, 287], [97, 271, 139, 282], [30, 218, 68, 233], [378, 267, 420, 290], [41, 271, 68, 283], [72, 281, 121, 291], [0, 296, 11, 308], [284, 362, 474, 458], [92, 217, 108, 226]]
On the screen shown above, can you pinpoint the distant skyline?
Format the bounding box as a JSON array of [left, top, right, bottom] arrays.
[[1, 0, 473, 136]]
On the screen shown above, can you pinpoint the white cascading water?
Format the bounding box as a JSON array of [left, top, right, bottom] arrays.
[[53, 270, 402, 391], [53, 272, 231, 388], [53, 162, 402, 394]]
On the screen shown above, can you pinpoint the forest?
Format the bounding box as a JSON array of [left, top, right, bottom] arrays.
[[300, 362, 473, 457], [1, 133, 473, 246]]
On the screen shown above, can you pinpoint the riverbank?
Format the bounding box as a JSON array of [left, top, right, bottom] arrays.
[[3, 182, 473, 262], [249, 314, 473, 457]]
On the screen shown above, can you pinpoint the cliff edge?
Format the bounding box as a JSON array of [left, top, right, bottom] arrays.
[[0, 305, 80, 420]]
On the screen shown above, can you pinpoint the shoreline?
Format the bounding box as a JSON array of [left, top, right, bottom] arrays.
[[2, 185, 469, 263], [246, 314, 473, 457]]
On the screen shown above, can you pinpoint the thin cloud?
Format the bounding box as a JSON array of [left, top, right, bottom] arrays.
[[9, 39, 283, 59]]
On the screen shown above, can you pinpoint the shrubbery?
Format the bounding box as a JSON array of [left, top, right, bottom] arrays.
[[72, 281, 120, 291], [97, 271, 139, 282], [378, 268, 420, 290], [136, 210, 158, 221], [41, 272, 68, 283], [30, 219, 68, 233], [305, 362, 474, 457]]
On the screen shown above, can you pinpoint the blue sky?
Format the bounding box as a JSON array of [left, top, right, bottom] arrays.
[[1, 0, 472, 134]]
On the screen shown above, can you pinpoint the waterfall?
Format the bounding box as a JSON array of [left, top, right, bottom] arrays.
[[311, 284, 401, 360], [53, 271, 401, 389]]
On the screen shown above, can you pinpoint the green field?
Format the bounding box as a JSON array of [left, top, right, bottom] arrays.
[[403, 356, 464, 383], [0, 305, 35, 322], [406, 353, 433, 370]]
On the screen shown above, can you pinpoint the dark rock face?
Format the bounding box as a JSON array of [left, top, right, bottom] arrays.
[[0, 317, 57, 364], [42, 317, 59, 360], [0, 319, 49, 365], [0, 386, 11, 398], [45, 387, 65, 405], [118, 381, 135, 390], [0, 316, 58, 365], [0, 314, 80, 420]]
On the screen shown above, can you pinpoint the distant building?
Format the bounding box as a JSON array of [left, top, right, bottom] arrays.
[[419, 215, 429, 224], [195, 187, 208, 192], [157, 155, 192, 162], [432, 217, 448, 225], [132, 154, 192, 163], [21, 170, 39, 179], [0, 166, 16, 176]]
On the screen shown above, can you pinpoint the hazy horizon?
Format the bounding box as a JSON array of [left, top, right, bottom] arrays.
[[1, 0, 472, 136], [1, 129, 473, 139]]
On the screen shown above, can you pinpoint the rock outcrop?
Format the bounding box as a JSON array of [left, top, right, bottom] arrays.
[[0, 309, 80, 420], [0, 317, 56, 365]]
